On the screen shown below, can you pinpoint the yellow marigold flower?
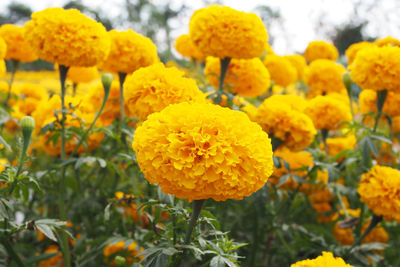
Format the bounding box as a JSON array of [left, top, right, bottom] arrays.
[[0, 158, 8, 173], [133, 102, 274, 201], [291, 251, 352, 267], [174, 34, 204, 62], [392, 116, 400, 133], [359, 89, 400, 117], [375, 36, 400, 47], [334, 219, 388, 246], [305, 95, 352, 130], [123, 63, 206, 121], [284, 54, 307, 80], [8, 83, 47, 120], [263, 54, 297, 87], [65, 66, 99, 84], [265, 94, 308, 112], [264, 43, 275, 56], [304, 59, 346, 95], [349, 45, 400, 92], [24, 7, 110, 67], [254, 99, 316, 151], [358, 165, 400, 222], [101, 29, 158, 74], [204, 57, 270, 97], [345, 41, 374, 64], [0, 24, 37, 62], [103, 240, 144, 265], [320, 135, 357, 160], [304, 40, 339, 62], [0, 60, 5, 78], [271, 147, 313, 190], [37, 245, 63, 267], [189, 5, 268, 59], [0, 37, 6, 60]]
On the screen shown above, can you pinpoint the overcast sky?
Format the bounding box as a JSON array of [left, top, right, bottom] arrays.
[[1, 0, 399, 54]]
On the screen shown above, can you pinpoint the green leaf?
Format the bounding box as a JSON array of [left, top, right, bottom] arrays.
[[210, 255, 226, 267], [36, 223, 57, 242], [0, 135, 11, 151]]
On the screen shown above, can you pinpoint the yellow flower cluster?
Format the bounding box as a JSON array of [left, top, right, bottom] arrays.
[[284, 54, 307, 80], [265, 94, 308, 112], [0, 37, 6, 59], [359, 89, 400, 118], [0, 24, 37, 62], [375, 36, 400, 47], [174, 34, 204, 62], [291, 252, 352, 267], [204, 57, 270, 97], [304, 59, 346, 95], [263, 54, 297, 87], [103, 240, 144, 265], [305, 95, 352, 130], [24, 7, 110, 67], [132, 102, 274, 201], [189, 5, 268, 59], [350, 45, 400, 92], [321, 135, 357, 160], [345, 41, 373, 64], [8, 83, 47, 120], [254, 97, 316, 151], [333, 220, 388, 246], [37, 245, 64, 267], [304, 40, 339, 62], [101, 29, 158, 74], [123, 63, 206, 121], [358, 165, 400, 222]]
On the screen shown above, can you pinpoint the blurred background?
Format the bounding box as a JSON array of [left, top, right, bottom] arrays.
[[0, 0, 399, 68]]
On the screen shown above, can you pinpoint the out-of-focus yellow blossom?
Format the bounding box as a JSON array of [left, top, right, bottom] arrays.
[[0, 24, 37, 62], [24, 7, 110, 67], [304, 40, 339, 62], [37, 245, 64, 267], [392, 116, 400, 133], [263, 54, 297, 87], [291, 252, 352, 267], [305, 95, 352, 130], [345, 41, 374, 64], [320, 135, 357, 160], [204, 57, 270, 97], [284, 54, 307, 80], [304, 59, 346, 95], [133, 102, 274, 201], [189, 5, 268, 59], [265, 94, 308, 112], [174, 34, 204, 62], [254, 99, 316, 151], [264, 43, 275, 56], [0, 158, 8, 173], [62, 66, 99, 84], [123, 63, 206, 121], [101, 29, 158, 74], [0, 37, 6, 59], [375, 36, 400, 47], [103, 241, 144, 266], [359, 89, 400, 118], [350, 45, 400, 92], [358, 165, 400, 222]]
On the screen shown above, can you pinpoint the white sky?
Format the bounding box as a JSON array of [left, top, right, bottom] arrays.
[[1, 0, 399, 54]]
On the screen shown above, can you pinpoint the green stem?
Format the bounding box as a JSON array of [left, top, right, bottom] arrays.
[[57, 65, 71, 267], [118, 72, 127, 131], [250, 206, 259, 267], [219, 58, 231, 91], [321, 129, 329, 155], [1, 236, 27, 267], [373, 90, 388, 132], [355, 204, 365, 238], [72, 83, 78, 97], [4, 60, 19, 106], [351, 214, 382, 249]]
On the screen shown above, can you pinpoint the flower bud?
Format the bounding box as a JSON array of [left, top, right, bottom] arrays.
[[342, 72, 352, 90], [114, 255, 126, 265], [20, 116, 35, 134], [102, 73, 113, 90]]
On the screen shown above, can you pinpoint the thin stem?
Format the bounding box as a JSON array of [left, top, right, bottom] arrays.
[[118, 72, 127, 131], [321, 129, 329, 155], [1, 237, 27, 267], [4, 60, 19, 106], [57, 64, 71, 267], [351, 214, 382, 249], [72, 83, 78, 97], [219, 58, 231, 91], [184, 199, 205, 244], [373, 90, 388, 133]]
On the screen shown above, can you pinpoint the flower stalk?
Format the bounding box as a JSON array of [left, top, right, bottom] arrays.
[[351, 214, 382, 249], [219, 57, 231, 91], [373, 89, 388, 132], [4, 59, 19, 106]]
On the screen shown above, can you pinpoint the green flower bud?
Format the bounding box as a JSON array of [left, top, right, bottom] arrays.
[[114, 255, 126, 265], [342, 72, 353, 90], [20, 116, 35, 135], [102, 73, 113, 90]]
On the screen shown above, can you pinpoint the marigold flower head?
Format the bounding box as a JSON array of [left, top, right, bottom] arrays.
[[0, 158, 8, 173], [66, 66, 99, 84], [8, 83, 47, 120], [305, 95, 352, 130], [359, 89, 400, 117], [265, 94, 308, 112], [334, 219, 388, 246], [358, 165, 400, 222], [133, 102, 274, 201], [0, 37, 6, 60], [103, 240, 144, 265], [189, 5, 268, 59], [24, 7, 110, 67], [304, 40, 339, 62], [254, 99, 316, 151], [292, 252, 352, 267], [204, 57, 270, 97], [124, 63, 206, 121], [320, 135, 357, 160], [264, 43, 275, 56], [304, 59, 346, 95], [0, 24, 38, 62], [345, 41, 374, 64], [37, 245, 63, 267], [101, 29, 158, 74], [349, 45, 400, 92], [375, 36, 400, 47], [263, 55, 297, 87], [174, 34, 204, 62], [284, 54, 307, 80]]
